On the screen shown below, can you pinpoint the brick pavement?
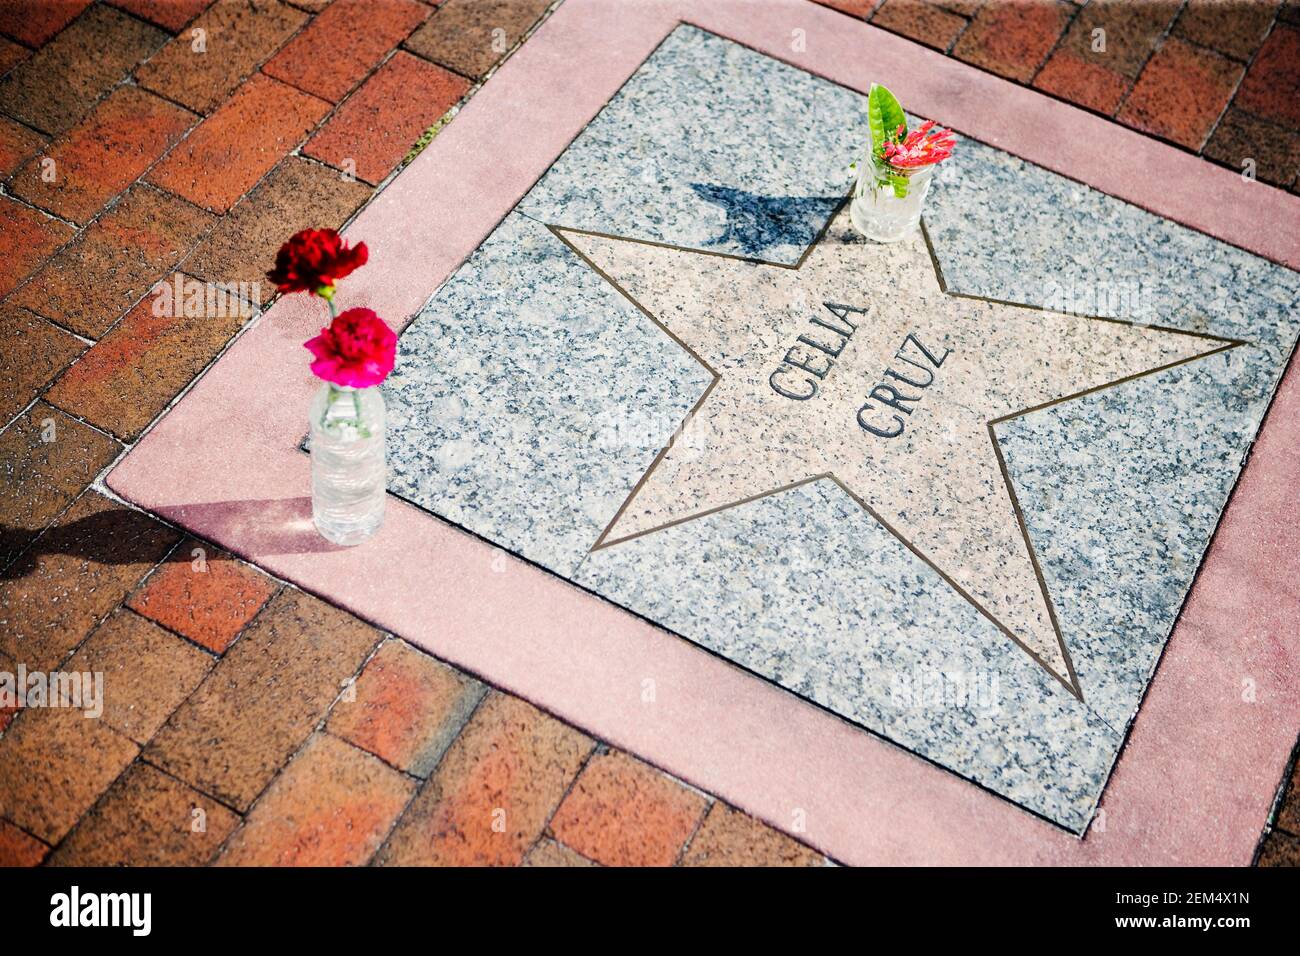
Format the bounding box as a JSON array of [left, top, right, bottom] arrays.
[[818, 0, 1300, 187], [0, 0, 1295, 867]]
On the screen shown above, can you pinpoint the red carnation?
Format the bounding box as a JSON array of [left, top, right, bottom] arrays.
[[304, 307, 396, 388], [268, 228, 368, 297]]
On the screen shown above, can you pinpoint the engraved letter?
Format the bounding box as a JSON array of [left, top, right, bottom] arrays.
[[868, 383, 919, 414], [822, 302, 865, 336], [900, 332, 951, 368], [770, 368, 817, 401], [857, 404, 904, 438]]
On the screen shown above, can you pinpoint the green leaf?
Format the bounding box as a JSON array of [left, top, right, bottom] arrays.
[[867, 83, 907, 160]]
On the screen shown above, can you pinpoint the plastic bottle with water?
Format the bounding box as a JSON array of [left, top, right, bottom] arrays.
[[310, 383, 386, 545]]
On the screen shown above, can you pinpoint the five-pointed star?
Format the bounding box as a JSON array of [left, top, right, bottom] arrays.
[[553, 203, 1240, 698]]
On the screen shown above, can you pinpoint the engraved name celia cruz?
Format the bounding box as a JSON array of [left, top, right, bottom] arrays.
[[856, 332, 952, 439], [767, 301, 952, 440]]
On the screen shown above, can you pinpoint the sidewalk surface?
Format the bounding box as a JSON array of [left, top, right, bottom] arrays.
[[1, 0, 1297, 867]]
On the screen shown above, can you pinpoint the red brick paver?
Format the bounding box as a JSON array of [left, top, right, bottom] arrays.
[[1117, 37, 1244, 150], [263, 0, 430, 102], [681, 802, 825, 866], [523, 836, 597, 866], [0, 307, 86, 426], [1257, 828, 1300, 865], [65, 608, 214, 743], [136, 0, 309, 113], [147, 73, 330, 213], [0, 36, 30, 74], [1034, 47, 1130, 115], [404, 0, 553, 79], [375, 692, 593, 866], [11, 185, 215, 338], [549, 750, 709, 867], [1205, 108, 1300, 186], [1236, 24, 1300, 128], [328, 638, 484, 777], [45, 276, 249, 440], [0, 198, 75, 299], [145, 588, 380, 810], [216, 732, 415, 866], [128, 539, 279, 654], [8, 85, 196, 225], [870, 0, 967, 51], [110, 0, 216, 32], [1175, 0, 1281, 60], [0, 116, 47, 178], [0, 818, 49, 867], [0, 0, 95, 48], [304, 51, 469, 185], [48, 761, 240, 866]]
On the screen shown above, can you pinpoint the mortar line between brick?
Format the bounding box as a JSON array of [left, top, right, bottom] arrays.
[[363, 681, 498, 867], [942, 1, 977, 56], [1111, 0, 1190, 119], [199, 625, 390, 863], [538, 733, 602, 845], [0, 812, 50, 849], [22, 310, 97, 347], [672, 795, 717, 866], [117, 600, 243, 662], [137, 755, 247, 820], [0, 107, 54, 144], [103, 2, 204, 38], [1025, 0, 1085, 86], [0, 117, 216, 337], [129, 0, 320, 119], [1198, 16, 1284, 162]]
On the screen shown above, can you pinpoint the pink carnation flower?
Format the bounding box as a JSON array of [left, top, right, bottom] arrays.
[[304, 307, 397, 388]]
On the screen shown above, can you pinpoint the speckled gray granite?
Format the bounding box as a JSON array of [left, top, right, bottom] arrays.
[[383, 24, 1300, 832], [926, 142, 1300, 732]]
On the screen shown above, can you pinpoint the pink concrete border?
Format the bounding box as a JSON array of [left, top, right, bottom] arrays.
[[107, 0, 1300, 864]]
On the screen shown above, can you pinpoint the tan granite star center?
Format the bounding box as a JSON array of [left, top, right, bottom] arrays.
[[554, 205, 1240, 697]]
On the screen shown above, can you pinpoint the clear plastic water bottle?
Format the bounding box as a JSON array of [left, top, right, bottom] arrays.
[[310, 383, 386, 545]]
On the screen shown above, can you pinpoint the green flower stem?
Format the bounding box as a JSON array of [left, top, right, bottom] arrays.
[[319, 384, 372, 438], [321, 383, 338, 430], [313, 286, 371, 437]]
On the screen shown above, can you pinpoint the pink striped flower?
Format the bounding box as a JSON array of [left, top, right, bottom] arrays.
[[880, 120, 957, 170]]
